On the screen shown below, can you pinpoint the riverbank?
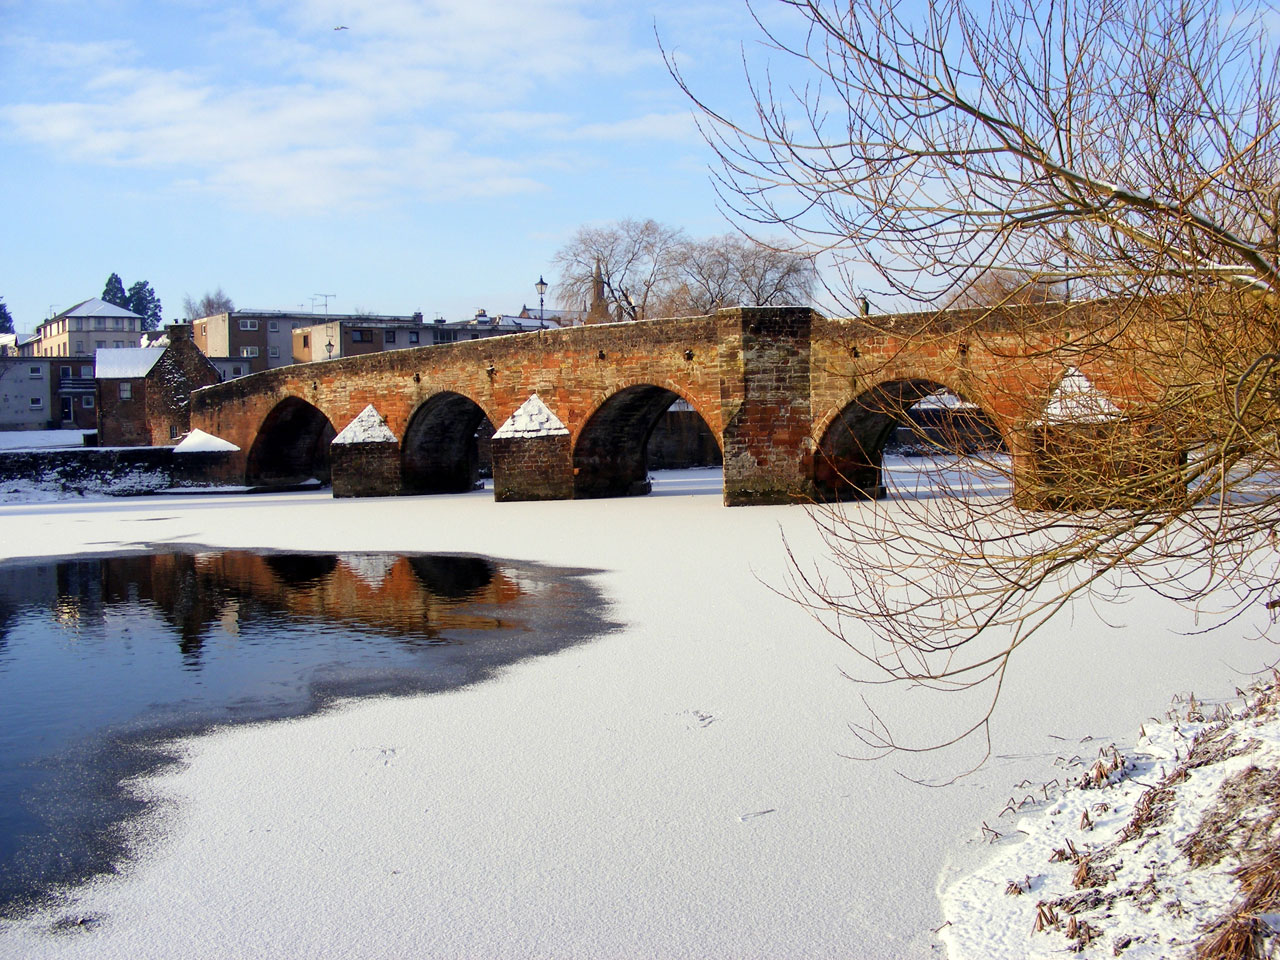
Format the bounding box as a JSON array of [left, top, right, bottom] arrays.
[[0, 466, 1272, 958]]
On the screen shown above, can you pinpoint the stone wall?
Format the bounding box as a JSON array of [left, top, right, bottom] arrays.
[[491, 434, 573, 502], [332, 441, 402, 498], [0, 447, 239, 496]]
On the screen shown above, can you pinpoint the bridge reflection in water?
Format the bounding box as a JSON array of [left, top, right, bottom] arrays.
[[0, 550, 613, 917]]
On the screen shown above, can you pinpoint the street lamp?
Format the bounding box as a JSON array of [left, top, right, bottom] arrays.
[[325, 339, 334, 359], [535, 276, 548, 327]]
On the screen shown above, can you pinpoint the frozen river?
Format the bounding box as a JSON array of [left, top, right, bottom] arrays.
[[0, 463, 1271, 959]]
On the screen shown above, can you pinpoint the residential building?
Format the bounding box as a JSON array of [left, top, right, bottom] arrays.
[[0, 358, 97, 431], [291, 313, 431, 363], [25, 299, 145, 357], [194, 310, 431, 372], [96, 325, 221, 446], [0, 359, 56, 430]]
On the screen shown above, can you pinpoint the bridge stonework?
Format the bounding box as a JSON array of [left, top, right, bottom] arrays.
[[189, 304, 1174, 507]]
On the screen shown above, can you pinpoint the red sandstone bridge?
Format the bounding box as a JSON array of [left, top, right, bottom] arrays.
[[189, 305, 1155, 507]]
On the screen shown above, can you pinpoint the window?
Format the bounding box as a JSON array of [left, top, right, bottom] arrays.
[[268, 346, 280, 358], [231, 365, 244, 377], [81, 365, 92, 378], [302, 334, 310, 349], [240, 346, 259, 358], [170, 425, 180, 440], [28, 365, 41, 378], [29, 397, 42, 408], [83, 395, 94, 409], [384, 329, 397, 344], [119, 382, 132, 400], [268, 320, 279, 332], [114, 341, 123, 349], [74, 340, 84, 354], [71, 318, 81, 331], [95, 340, 106, 349], [239, 319, 259, 331], [351, 329, 373, 343], [94, 318, 105, 330], [114, 317, 123, 330], [60, 366, 71, 379], [408, 331, 419, 344]]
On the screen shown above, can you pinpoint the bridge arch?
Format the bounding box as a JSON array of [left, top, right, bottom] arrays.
[[245, 396, 337, 487], [814, 379, 1004, 501], [574, 384, 721, 499], [401, 391, 496, 494]]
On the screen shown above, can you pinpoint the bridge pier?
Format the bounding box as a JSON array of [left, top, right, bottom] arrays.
[[491, 434, 574, 501], [1010, 422, 1186, 511], [718, 306, 816, 507]]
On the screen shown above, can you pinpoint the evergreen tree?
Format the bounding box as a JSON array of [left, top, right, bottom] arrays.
[[101, 273, 128, 309], [0, 298, 13, 335], [126, 281, 163, 331]]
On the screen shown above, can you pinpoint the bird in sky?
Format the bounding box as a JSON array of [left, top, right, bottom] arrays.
[[334, 25, 348, 30]]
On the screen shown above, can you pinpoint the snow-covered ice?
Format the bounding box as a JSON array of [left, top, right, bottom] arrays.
[[0, 462, 1273, 959]]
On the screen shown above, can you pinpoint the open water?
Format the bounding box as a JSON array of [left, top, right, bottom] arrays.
[[0, 548, 613, 916]]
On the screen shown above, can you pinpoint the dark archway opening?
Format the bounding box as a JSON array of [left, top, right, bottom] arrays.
[[815, 380, 1003, 502], [401, 392, 494, 494], [574, 386, 720, 498], [245, 398, 337, 487]]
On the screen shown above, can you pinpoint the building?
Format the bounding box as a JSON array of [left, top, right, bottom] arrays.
[[24, 299, 145, 357], [0, 359, 57, 430], [431, 310, 573, 343], [193, 310, 433, 372], [95, 325, 221, 446], [291, 313, 431, 363]]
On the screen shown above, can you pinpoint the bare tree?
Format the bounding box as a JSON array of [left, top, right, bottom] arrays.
[[183, 287, 235, 321], [552, 219, 687, 321], [671, 0, 1280, 764], [552, 221, 817, 319], [666, 234, 817, 315]]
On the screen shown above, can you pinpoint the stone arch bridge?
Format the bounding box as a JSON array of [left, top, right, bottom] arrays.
[[189, 305, 1168, 507]]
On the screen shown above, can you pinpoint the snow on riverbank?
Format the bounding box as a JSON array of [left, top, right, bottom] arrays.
[[0, 430, 92, 451], [0, 464, 1274, 959], [941, 681, 1280, 958]]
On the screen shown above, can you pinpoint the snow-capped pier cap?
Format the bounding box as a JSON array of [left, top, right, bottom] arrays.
[[333, 405, 398, 445], [493, 394, 569, 439], [1037, 367, 1122, 424], [173, 428, 240, 453]]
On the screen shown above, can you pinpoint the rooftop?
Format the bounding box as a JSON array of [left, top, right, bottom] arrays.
[[95, 346, 163, 379]]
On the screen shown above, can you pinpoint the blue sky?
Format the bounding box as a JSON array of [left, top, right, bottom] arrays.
[[1, 0, 796, 330]]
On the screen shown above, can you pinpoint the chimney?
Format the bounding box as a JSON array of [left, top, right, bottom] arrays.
[[165, 323, 193, 341]]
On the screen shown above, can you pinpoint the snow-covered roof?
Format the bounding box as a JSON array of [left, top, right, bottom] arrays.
[[333, 405, 398, 445], [55, 298, 142, 320], [173, 429, 241, 454], [95, 347, 163, 379], [1038, 367, 1121, 424], [493, 394, 569, 439]]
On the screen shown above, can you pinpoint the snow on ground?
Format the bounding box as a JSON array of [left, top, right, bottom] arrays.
[[0, 461, 1274, 959]]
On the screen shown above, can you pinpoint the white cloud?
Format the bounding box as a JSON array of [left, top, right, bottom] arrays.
[[1, 0, 673, 213]]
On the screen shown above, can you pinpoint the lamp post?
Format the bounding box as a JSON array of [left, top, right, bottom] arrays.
[[325, 339, 334, 359], [535, 276, 548, 327]]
